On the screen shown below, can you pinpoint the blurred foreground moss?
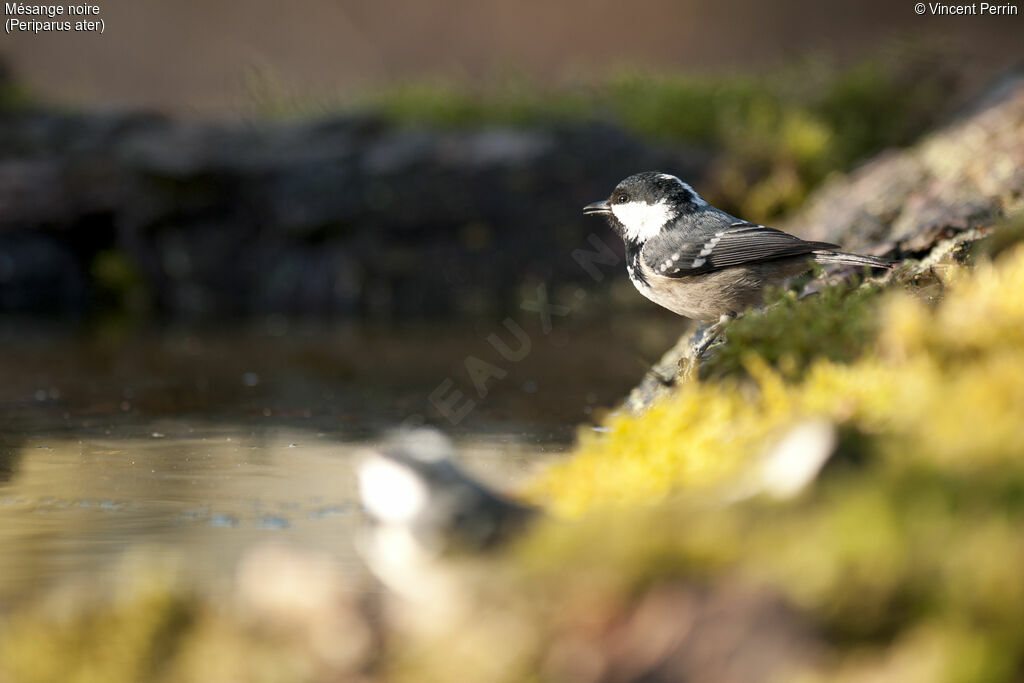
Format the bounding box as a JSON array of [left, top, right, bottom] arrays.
[[493, 241, 1024, 681], [371, 238, 1024, 682], [0, 583, 317, 683], [0, 549, 372, 683]]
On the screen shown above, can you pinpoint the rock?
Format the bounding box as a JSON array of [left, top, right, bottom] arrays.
[[619, 334, 695, 416], [0, 107, 708, 317], [543, 582, 824, 683], [620, 70, 1024, 416], [785, 69, 1024, 256], [0, 232, 87, 312], [236, 543, 373, 671]]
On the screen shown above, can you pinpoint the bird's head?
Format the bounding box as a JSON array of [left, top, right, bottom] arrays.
[[583, 172, 706, 244]]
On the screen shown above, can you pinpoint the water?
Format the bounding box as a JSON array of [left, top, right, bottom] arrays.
[[0, 315, 683, 604], [0, 426, 552, 606]]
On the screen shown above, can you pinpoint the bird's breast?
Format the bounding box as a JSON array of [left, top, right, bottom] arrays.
[[633, 254, 735, 321]]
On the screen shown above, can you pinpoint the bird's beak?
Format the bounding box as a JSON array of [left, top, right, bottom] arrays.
[[583, 200, 612, 216]]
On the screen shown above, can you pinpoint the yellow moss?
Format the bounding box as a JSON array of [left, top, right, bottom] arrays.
[[0, 567, 352, 683], [0, 576, 194, 683], [531, 245, 1024, 516], [881, 252, 1024, 358]]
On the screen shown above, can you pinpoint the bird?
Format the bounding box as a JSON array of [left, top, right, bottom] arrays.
[[583, 172, 893, 344], [355, 428, 537, 605]]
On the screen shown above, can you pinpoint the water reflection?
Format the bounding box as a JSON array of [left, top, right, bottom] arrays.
[[0, 316, 683, 601], [0, 426, 562, 605]]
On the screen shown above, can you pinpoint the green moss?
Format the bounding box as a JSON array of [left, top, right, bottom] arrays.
[[600, 71, 771, 144], [701, 279, 885, 381], [360, 77, 592, 128], [811, 53, 954, 169], [0, 77, 30, 111], [89, 249, 151, 314], [356, 49, 955, 221], [973, 212, 1024, 262]]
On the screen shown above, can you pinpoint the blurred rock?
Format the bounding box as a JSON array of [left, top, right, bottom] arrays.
[[0, 108, 706, 317], [236, 543, 373, 672], [543, 583, 824, 683], [0, 232, 87, 313], [4, 65, 1017, 319], [786, 68, 1024, 256]]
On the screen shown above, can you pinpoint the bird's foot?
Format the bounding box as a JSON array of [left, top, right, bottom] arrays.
[[691, 324, 724, 359], [680, 314, 734, 376]]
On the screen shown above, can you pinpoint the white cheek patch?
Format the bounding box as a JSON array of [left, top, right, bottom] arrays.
[[611, 199, 675, 242], [358, 456, 429, 524]]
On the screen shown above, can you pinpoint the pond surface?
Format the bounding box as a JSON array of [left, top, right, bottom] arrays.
[[0, 314, 683, 605]]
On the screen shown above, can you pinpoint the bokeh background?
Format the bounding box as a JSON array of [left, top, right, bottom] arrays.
[[5, 0, 1021, 114], [2, 0, 1020, 324], [1, 3, 1024, 681]]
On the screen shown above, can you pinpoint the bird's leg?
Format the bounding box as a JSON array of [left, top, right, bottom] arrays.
[[678, 316, 730, 380], [689, 313, 734, 362]]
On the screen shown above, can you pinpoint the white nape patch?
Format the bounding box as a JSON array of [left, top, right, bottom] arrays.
[[611, 199, 675, 242], [358, 456, 429, 524], [658, 174, 708, 207]]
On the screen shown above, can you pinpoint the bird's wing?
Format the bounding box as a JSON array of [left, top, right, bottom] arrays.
[[644, 221, 840, 277]]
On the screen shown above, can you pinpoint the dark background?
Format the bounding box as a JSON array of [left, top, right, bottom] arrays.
[[0, 1, 1020, 322]]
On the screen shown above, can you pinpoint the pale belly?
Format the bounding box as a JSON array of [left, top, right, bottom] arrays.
[[630, 257, 812, 321]]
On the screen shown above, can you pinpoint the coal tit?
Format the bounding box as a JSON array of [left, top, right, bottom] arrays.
[[584, 172, 893, 322]]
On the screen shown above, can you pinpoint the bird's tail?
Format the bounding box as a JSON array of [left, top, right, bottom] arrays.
[[812, 250, 895, 269]]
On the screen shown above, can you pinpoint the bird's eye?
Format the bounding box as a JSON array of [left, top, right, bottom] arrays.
[[615, 193, 628, 204]]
